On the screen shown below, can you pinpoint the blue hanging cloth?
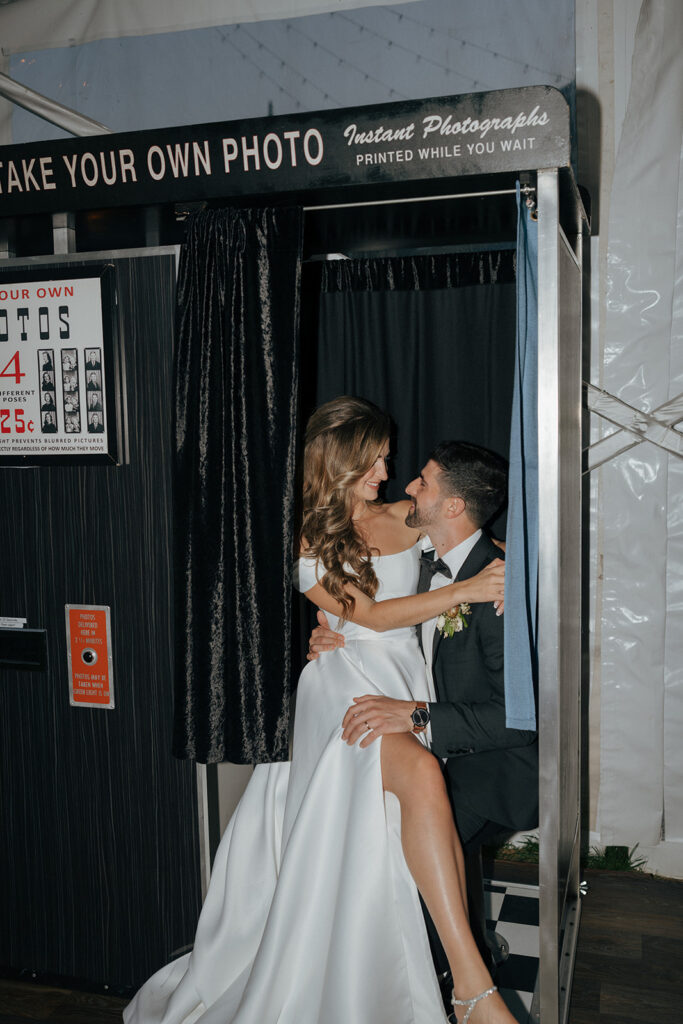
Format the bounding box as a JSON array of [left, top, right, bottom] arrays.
[[503, 184, 538, 731]]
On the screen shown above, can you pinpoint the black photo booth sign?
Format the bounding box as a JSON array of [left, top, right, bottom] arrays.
[[0, 265, 120, 464], [0, 86, 569, 216]]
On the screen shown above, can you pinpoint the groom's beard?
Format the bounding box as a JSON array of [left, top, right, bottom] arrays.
[[405, 498, 440, 529]]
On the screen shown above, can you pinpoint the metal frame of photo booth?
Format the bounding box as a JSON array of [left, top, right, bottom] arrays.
[[0, 87, 588, 1023], [535, 168, 585, 1024], [300, 176, 587, 1024]]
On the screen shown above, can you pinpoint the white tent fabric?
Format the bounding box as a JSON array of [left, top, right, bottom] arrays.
[[596, 0, 683, 850], [0, 0, 410, 54], [3, 1, 575, 144]]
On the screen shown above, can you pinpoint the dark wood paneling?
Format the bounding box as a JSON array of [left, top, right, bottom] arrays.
[[0, 254, 201, 988]]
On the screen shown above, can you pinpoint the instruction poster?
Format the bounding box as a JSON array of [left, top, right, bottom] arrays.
[[0, 275, 109, 456]]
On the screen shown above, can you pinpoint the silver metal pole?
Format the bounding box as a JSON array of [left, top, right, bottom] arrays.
[[303, 187, 517, 213], [536, 166, 561, 1024], [536, 167, 584, 1024], [0, 71, 112, 137], [52, 212, 76, 254]]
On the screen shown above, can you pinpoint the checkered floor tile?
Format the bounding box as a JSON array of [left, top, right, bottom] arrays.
[[484, 880, 539, 1023]]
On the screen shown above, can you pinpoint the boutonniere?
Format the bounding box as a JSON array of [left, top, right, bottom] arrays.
[[436, 603, 471, 638]]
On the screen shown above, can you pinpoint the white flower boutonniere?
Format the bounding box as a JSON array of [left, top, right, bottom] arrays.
[[436, 603, 472, 638]]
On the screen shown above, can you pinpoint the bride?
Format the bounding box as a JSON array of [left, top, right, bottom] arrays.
[[125, 396, 517, 1024]]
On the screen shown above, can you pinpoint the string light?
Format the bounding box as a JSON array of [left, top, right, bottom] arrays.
[[380, 6, 566, 83], [216, 9, 567, 114], [332, 11, 493, 88], [284, 20, 410, 100], [235, 25, 343, 105], [222, 33, 302, 109]]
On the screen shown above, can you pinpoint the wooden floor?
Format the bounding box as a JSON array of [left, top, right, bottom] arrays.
[[1, 869, 681, 1023], [568, 869, 683, 1024], [0, 982, 128, 1023]]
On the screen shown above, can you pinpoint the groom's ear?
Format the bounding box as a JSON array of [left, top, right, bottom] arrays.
[[443, 495, 466, 519]]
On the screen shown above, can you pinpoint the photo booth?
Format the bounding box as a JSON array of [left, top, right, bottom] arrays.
[[0, 85, 587, 1024]]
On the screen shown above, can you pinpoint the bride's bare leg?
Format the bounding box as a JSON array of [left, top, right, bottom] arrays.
[[380, 733, 516, 1024]]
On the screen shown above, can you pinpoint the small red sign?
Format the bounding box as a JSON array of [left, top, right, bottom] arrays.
[[67, 606, 113, 707]]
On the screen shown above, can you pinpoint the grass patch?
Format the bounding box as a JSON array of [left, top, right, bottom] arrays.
[[483, 834, 540, 863], [583, 843, 647, 871], [482, 836, 648, 872]]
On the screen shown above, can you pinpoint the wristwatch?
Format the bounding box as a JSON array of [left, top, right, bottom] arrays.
[[411, 701, 430, 734]]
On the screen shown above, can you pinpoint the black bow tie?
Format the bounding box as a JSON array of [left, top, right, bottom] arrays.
[[420, 553, 452, 579]]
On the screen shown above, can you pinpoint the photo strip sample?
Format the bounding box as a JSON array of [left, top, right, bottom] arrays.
[[85, 349, 104, 432], [61, 347, 81, 433], [38, 349, 57, 433]]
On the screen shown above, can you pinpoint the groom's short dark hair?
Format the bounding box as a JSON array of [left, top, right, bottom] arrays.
[[428, 440, 508, 527]]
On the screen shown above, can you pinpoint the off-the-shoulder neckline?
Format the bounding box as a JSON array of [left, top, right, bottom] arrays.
[[371, 539, 422, 559], [299, 539, 421, 561]]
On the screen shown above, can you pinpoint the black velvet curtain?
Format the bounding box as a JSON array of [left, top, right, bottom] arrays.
[[173, 207, 303, 764], [312, 251, 517, 509]]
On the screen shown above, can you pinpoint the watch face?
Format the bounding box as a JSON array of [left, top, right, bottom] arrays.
[[412, 706, 430, 728]]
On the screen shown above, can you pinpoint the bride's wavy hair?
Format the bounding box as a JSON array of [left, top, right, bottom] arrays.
[[300, 395, 391, 619]]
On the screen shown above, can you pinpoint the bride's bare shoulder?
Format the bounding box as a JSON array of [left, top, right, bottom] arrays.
[[383, 499, 412, 520], [383, 500, 422, 534]]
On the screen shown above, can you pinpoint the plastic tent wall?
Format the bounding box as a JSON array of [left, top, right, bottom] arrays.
[[578, 0, 683, 878]]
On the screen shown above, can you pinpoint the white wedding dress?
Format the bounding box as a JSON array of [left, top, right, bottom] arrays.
[[124, 541, 448, 1024]]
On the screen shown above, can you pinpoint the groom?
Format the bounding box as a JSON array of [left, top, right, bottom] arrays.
[[310, 440, 538, 974]]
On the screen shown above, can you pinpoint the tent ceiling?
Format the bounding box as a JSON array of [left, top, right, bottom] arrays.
[[0, 0, 412, 54]]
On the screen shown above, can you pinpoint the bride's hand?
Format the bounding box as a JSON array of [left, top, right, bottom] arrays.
[[459, 558, 505, 608], [307, 610, 345, 661]]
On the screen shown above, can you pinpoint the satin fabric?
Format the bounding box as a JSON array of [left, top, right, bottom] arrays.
[[124, 543, 449, 1024], [173, 206, 303, 764]]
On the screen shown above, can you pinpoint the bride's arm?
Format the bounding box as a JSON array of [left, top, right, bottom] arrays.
[[300, 559, 504, 633]]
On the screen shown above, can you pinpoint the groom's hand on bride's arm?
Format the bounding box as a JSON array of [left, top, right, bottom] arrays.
[[342, 695, 414, 748], [490, 537, 505, 614], [307, 610, 345, 661]]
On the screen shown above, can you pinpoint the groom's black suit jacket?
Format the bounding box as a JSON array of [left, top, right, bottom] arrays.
[[418, 533, 538, 836]]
